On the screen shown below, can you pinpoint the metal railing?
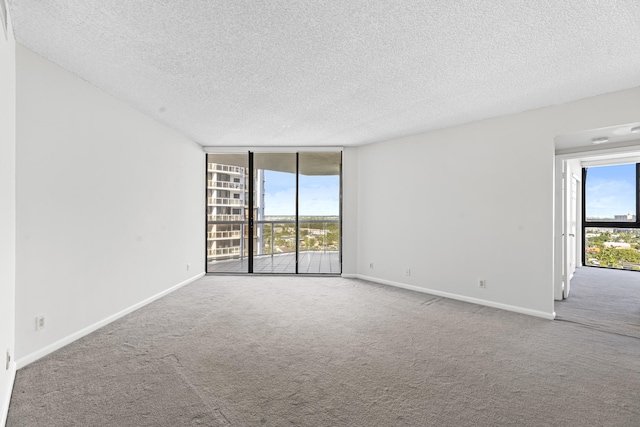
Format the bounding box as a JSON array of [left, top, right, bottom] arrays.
[[207, 214, 244, 222], [207, 164, 244, 174], [206, 219, 339, 262], [256, 219, 339, 259], [207, 197, 243, 206], [208, 247, 241, 257], [208, 230, 242, 240], [207, 180, 244, 190]]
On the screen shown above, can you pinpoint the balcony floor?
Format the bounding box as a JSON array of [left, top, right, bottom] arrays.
[[207, 251, 340, 274]]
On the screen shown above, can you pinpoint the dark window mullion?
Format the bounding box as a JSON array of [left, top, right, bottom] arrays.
[[582, 167, 587, 267], [248, 151, 254, 273], [339, 151, 343, 274], [636, 163, 640, 226], [295, 153, 299, 274]]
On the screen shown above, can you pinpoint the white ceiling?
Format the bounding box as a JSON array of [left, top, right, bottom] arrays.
[[555, 122, 640, 154], [7, 1, 640, 147]]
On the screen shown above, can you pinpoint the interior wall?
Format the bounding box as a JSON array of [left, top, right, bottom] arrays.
[[341, 147, 358, 276], [355, 86, 640, 319], [15, 45, 205, 365], [0, 5, 16, 425]]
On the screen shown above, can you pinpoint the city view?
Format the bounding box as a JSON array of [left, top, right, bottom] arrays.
[[585, 163, 640, 270], [585, 228, 640, 270]]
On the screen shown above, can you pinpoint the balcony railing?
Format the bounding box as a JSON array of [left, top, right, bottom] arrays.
[[255, 220, 339, 257], [207, 197, 243, 206], [208, 247, 241, 257], [207, 215, 244, 222], [205, 219, 339, 263], [207, 180, 243, 190], [208, 230, 242, 240], [207, 164, 244, 174]]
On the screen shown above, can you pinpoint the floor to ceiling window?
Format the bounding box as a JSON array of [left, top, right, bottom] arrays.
[[583, 163, 640, 270], [206, 151, 341, 274], [205, 153, 249, 273]]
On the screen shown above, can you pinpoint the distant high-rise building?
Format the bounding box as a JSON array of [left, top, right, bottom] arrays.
[[614, 213, 636, 221], [206, 158, 265, 262]]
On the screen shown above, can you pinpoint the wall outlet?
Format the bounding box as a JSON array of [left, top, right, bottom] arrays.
[[405, 268, 411, 276], [479, 279, 486, 289], [369, 262, 374, 269], [186, 263, 190, 271], [5, 349, 10, 370], [35, 315, 45, 331]]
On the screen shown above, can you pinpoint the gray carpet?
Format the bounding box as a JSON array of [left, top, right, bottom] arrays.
[[555, 267, 640, 339], [7, 273, 640, 426]]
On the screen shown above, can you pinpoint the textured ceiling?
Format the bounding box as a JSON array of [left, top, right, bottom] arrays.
[[8, 1, 640, 147]]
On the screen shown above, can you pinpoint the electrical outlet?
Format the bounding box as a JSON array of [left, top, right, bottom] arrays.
[[479, 279, 486, 289], [5, 349, 10, 370], [35, 315, 45, 331], [406, 268, 411, 276], [186, 263, 190, 271], [369, 262, 374, 269]]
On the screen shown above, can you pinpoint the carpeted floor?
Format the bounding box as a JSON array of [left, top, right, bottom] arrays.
[[555, 266, 640, 339], [7, 272, 640, 426]]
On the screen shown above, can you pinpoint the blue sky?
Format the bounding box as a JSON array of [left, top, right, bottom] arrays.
[[263, 170, 339, 216], [586, 164, 635, 219]]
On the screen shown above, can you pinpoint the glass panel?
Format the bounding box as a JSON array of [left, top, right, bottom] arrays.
[[206, 153, 249, 273], [585, 164, 636, 222], [254, 153, 297, 273], [298, 152, 341, 274], [206, 151, 342, 275], [585, 227, 640, 270]]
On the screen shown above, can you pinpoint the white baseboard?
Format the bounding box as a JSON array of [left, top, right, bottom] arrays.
[[353, 274, 556, 320], [16, 273, 205, 369], [1, 361, 16, 427]]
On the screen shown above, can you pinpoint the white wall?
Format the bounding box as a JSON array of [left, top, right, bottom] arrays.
[[341, 147, 358, 276], [15, 45, 205, 365], [0, 5, 16, 426], [353, 87, 640, 319]]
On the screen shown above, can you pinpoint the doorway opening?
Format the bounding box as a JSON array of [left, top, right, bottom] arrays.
[[205, 151, 342, 275], [555, 150, 640, 336], [554, 123, 640, 331], [554, 147, 640, 328]]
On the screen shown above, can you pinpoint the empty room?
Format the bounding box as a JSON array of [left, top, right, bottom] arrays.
[[1, 1, 639, 426]]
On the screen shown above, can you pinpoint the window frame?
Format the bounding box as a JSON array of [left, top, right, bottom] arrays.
[[205, 150, 343, 275], [582, 163, 640, 267]]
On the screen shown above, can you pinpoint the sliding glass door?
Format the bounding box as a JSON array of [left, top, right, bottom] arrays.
[[253, 153, 297, 273], [206, 151, 341, 274]]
